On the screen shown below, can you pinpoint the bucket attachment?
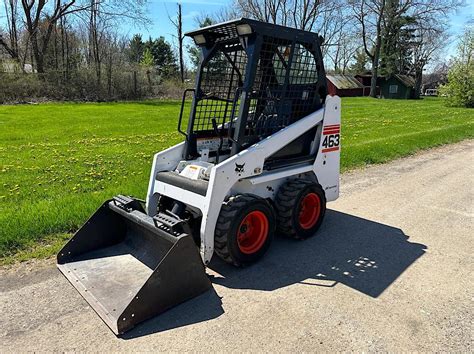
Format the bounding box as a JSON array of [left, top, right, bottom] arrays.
[[57, 195, 212, 335]]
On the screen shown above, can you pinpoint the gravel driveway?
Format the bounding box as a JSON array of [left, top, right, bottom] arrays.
[[1, 141, 472, 351]]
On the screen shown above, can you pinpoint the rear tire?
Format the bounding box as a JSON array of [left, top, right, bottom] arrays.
[[275, 180, 326, 239], [215, 194, 275, 266]]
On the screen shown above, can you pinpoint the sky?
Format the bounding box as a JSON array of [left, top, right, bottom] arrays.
[[126, 0, 232, 54], [126, 0, 473, 67], [1, 0, 472, 65]]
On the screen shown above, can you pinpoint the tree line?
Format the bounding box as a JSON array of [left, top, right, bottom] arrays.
[[0, 0, 186, 102], [0, 0, 469, 103], [225, 0, 463, 99]]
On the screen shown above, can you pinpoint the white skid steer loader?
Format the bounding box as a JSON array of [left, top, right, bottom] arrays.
[[57, 18, 341, 335]]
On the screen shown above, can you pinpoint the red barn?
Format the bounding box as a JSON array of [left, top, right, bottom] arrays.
[[354, 74, 381, 96], [326, 74, 365, 97]]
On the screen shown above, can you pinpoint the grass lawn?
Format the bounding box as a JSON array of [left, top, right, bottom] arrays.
[[0, 97, 472, 263]]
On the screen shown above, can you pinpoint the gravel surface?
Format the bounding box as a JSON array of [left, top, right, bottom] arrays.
[[1, 141, 473, 351]]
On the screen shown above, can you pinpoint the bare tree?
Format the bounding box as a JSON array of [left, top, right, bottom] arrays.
[[407, 0, 463, 98], [73, 0, 148, 96], [232, 0, 349, 68], [234, 0, 290, 25], [19, 0, 92, 73], [233, 0, 347, 35], [409, 26, 447, 98], [2, 0, 147, 74], [169, 3, 185, 83], [89, 0, 102, 87], [1, 0, 159, 102], [324, 10, 359, 73], [314, 0, 350, 60], [0, 0, 20, 62], [214, 6, 240, 22], [334, 33, 359, 74], [350, 0, 463, 98], [350, 0, 392, 97]]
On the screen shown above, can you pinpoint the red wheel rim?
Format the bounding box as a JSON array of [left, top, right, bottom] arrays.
[[298, 192, 321, 229], [237, 211, 269, 254]]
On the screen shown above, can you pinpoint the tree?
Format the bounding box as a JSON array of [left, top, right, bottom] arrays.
[[379, 1, 416, 77], [19, 0, 92, 73], [140, 47, 154, 90], [0, 0, 148, 74], [84, 0, 148, 95], [140, 47, 153, 67], [128, 34, 144, 64], [40, 17, 79, 73], [423, 61, 449, 90], [439, 27, 474, 107], [145, 36, 178, 78], [350, 0, 391, 97], [349, 49, 369, 74], [169, 3, 185, 83], [234, 0, 320, 30], [0, 0, 20, 62], [404, 1, 463, 99], [408, 26, 447, 99], [232, 0, 348, 58], [327, 25, 359, 74], [351, 0, 462, 98]]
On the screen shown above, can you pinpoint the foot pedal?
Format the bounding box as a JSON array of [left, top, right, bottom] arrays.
[[112, 195, 144, 212], [153, 212, 190, 236]]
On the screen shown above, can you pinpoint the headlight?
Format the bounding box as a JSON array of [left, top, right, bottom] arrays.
[[236, 24, 253, 36], [193, 34, 206, 45]]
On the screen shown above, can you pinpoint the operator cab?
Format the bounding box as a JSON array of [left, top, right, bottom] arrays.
[[181, 18, 328, 169]]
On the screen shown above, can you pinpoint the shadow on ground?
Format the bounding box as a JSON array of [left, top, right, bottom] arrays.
[[123, 210, 426, 339], [210, 210, 427, 296]]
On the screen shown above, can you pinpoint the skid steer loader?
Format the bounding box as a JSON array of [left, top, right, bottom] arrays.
[[57, 18, 341, 335]]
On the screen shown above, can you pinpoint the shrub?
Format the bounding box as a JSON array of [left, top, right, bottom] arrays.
[[439, 27, 474, 108], [0, 69, 190, 103]]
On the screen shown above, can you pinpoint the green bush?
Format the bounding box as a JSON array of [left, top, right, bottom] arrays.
[[439, 63, 474, 108], [439, 27, 474, 108]]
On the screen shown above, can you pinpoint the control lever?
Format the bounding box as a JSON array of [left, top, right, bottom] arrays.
[[211, 118, 224, 164]]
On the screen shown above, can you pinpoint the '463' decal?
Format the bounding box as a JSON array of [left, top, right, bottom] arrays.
[[322, 124, 340, 153], [322, 134, 340, 148]]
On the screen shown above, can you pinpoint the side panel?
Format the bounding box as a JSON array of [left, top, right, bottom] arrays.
[[231, 166, 315, 200], [146, 142, 185, 216], [313, 96, 341, 201]]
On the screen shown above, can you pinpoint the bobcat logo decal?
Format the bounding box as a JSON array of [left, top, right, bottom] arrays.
[[235, 162, 245, 173]]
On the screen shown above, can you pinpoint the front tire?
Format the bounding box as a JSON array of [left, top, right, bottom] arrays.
[[214, 194, 275, 266], [275, 180, 326, 239]]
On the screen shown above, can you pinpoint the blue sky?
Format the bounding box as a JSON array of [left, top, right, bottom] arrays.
[[0, 0, 471, 64], [129, 0, 473, 65], [146, 0, 230, 35], [129, 0, 232, 50]]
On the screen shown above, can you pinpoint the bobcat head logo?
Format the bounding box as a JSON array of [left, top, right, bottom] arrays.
[[235, 162, 245, 173]]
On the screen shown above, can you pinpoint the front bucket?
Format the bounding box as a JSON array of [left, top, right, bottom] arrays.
[[57, 196, 212, 335]]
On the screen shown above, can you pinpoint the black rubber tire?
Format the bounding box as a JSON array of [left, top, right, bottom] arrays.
[[214, 194, 275, 267], [275, 180, 326, 239]]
